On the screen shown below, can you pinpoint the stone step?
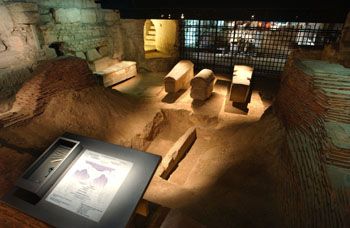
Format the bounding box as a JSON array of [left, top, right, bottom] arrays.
[[145, 45, 156, 51], [150, 25, 155, 30], [145, 35, 155, 41], [148, 30, 156, 35], [145, 40, 156, 46]]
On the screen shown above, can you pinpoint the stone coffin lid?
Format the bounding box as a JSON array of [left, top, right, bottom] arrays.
[[191, 69, 215, 86], [165, 60, 194, 81], [95, 60, 137, 75], [233, 65, 254, 80], [231, 75, 250, 85]]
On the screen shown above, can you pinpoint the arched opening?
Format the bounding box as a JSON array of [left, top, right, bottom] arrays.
[[144, 19, 178, 59]]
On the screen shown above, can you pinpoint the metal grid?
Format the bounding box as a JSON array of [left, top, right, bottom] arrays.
[[180, 20, 343, 77]]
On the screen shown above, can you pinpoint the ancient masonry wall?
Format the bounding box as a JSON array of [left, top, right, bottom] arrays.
[[38, 0, 121, 60], [275, 51, 350, 227], [0, 0, 121, 100]]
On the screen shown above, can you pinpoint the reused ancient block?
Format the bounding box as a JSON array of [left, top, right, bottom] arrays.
[[190, 69, 216, 101], [164, 60, 194, 93]]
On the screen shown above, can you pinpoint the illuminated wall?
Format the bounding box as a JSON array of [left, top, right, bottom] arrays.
[[0, 2, 55, 100], [0, 0, 121, 100], [151, 19, 178, 56]]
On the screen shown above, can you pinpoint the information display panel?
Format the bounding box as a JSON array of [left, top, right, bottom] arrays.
[[2, 133, 161, 228]]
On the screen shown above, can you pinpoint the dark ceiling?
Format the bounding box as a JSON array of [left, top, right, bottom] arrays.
[[97, 0, 349, 22]]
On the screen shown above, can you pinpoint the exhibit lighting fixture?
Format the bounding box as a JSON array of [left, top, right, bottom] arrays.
[[181, 13, 185, 19]]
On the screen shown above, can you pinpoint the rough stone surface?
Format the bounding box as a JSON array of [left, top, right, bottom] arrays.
[[75, 51, 86, 59], [0, 57, 95, 128], [340, 12, 350, 67], [54, 8, 80, 23], [80, 9, 96, 23], [86, 48, 102, 61], [0, 41, 6, 52], [98, 45, 109, 56], [155, 127, 197, 179], [0, 3, 54, 99]]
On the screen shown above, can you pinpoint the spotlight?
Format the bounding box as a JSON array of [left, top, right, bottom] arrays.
[[251, 14, 255, 20], [168, 14, 171, 19], [181, 13, 185, 19], [161, 14, 164, 18]]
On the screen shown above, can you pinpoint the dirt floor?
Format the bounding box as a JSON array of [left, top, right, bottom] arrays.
[[0, 71, 285, 227]]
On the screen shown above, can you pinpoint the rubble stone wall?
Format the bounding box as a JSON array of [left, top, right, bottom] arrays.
[[37, 0, 122, 61]]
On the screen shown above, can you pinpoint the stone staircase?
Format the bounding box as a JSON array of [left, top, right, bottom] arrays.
[[145, 24, 156, 52]]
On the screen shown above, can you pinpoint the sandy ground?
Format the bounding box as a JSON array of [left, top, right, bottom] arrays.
[[0, 71, 285, 227]]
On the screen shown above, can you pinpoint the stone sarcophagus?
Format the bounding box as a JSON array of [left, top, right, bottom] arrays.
[[164, 60, 194, 93], [229, 65, 253, 103], [93, 57, 137, 87], [190, 69, 216, 101]]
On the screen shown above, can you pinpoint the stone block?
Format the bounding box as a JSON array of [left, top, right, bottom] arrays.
[[155, 127, 197, 179], [0, 6, 14, 34], [7, 36, 25, 52], [40, 46, 57, 59], [0, 41, 6, 52], [43, 32, 58, 44], [75, 51, 86, 59], [10, 11, 39, 24], [39, 14, 52, 24], [80, 9, 96, 23], [84, 0, 98, 8], [54, 8, 80, 23], [229, 76, 250, 103], [7, 3, 38, 12], [98, 45, 109, 56], [229, 65, 253, 103], [86, 48, 102, 61], [95, 9, 104, 23], [103, 10, 119, 22], [101, 61, 137, 87]]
